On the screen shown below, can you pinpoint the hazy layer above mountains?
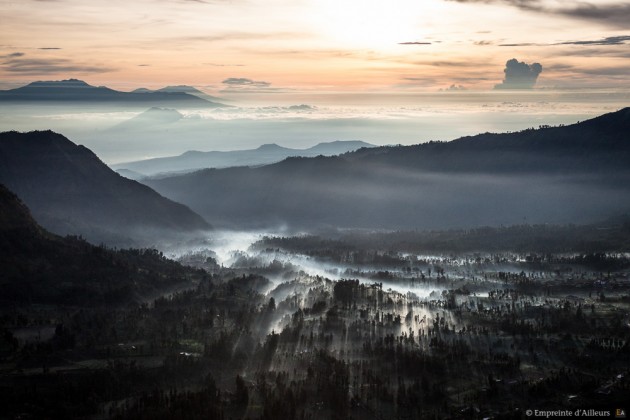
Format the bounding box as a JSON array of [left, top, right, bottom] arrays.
[[0, 131, 210, 246], [1, 78, 629, 241], [144, 108, 630, 231], [0, 107, 628, 249], [1, 79, 628, 163], [112, 136, 374, 178]]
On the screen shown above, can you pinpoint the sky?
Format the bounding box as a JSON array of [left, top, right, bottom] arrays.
[[1, 0, 630, 94], [1, 0, 629, 163]]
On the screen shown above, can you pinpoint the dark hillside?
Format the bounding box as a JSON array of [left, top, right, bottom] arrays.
[[0, 184, 202, 305], [344, 107, 630, 174], [0, 130, 210, 244]]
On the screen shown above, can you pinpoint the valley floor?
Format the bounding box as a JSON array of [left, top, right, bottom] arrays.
[[2, 237, 630, 419]]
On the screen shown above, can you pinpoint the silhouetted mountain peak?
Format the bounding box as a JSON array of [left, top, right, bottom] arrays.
[[341, 107, 630, 171], [0, 130, 211, 244], [579, 106, 630, 131], [113, 140, 377, 176], [26, 79, 93, 88], [307, 140, 374, 153], [256, 143, 288, 152], [132, 87, 153, 93], [111, 108, 184, 130], [0, 130, 96, 164], [2, 128, 93, 150], [0, 79, 224, 107], [139, 107, 183, 119], [157, 85, 203, 94], [128, 85, 226, 102]]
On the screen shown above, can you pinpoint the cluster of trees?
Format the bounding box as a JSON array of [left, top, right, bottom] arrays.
[[256, 220, 630, 256], [2, 246, 630, 418]]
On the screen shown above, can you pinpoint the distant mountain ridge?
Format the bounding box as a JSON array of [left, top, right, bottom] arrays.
[[112, 140, 374, 177], [143, 107, 630, 230], [341, 107, 630, 174], [0, 79, 225, 108], [114, 107, 185, 129], [0, 130, 210, 245], [132, 85, 225, 102]]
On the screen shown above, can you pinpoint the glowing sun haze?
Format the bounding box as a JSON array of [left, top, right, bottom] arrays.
[[1, 0, 630, 94]]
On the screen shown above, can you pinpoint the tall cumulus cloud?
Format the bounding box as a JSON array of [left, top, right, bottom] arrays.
[[494, 58, 542, 89]]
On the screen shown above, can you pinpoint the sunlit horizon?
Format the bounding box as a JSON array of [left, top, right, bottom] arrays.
[[2, 0, 630, 94]]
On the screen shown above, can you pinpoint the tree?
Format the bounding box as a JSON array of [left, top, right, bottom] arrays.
[[235, 374, 249, 405]]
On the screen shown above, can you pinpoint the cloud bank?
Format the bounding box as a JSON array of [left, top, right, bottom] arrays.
[[1, 57, 114, 75], [220, 77, 282, 93], [222, 77, 271, 88], [557, 35, 630, 46], [447, 0, 630, 29]]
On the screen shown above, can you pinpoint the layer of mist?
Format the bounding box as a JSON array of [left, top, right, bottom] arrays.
[[112, 139, 374, 178], [143, 108, 630, 231], [145, 160, 630, 231], [2, 87, 627, 163]]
